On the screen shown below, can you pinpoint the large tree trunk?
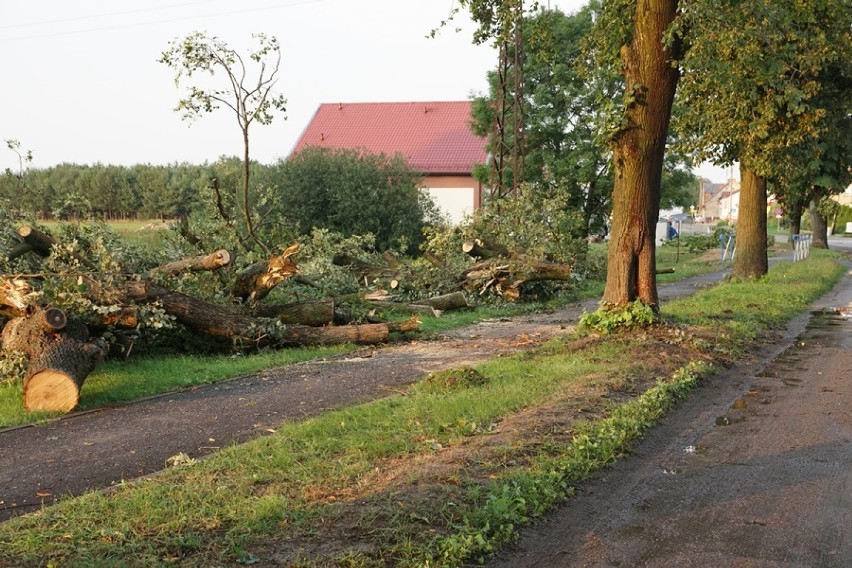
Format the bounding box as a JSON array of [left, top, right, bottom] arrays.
[[418, 291, 470, 311], [732, 165, 768, 279], [601, 0, 680, 310], [253, 299, 335, 326], [462, 258, 572, 301], [2, 309, 105, 412]]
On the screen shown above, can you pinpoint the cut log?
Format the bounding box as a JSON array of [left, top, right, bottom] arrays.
[[17, 225, 99, 271], [368, 301, 442, 318], [7, 241, 35, 262], [253, 299, 335, 327], [387, 317, 421, 333], [151, 249, 231, 276], [231, 244, 300, 303], [123, 281, 416, 348], [462, 239, 511, 260], [2, 308, 105, 412], [418, 291, 469, 311], [23, 339, 105, 412]]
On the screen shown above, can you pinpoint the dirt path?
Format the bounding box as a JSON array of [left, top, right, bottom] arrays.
[[0, 268, 734, 522], [489, 261, 852, 567]]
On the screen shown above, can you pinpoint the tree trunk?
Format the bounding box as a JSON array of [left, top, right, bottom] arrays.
[[418, 291, 470, 311], [253, 299, 335, 326], [462, 258, 572, 300], [787, 195, 805, 237], [151, 249, 232, 276], [809, 188, 829, 249], [2, 309, 105, 412], [601, 0, 680, 311], [732, 165, 768, 279], [367, 301, 442, 318]]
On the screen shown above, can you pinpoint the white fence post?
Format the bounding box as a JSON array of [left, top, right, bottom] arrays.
[[792, 234, 812, 261]]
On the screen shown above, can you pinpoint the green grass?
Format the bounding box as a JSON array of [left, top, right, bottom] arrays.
[[0, 253, 844, 567], [39, 218, 173, 251]]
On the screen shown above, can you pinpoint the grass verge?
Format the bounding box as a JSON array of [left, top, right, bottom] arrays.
[[0, 253, 844, 567]]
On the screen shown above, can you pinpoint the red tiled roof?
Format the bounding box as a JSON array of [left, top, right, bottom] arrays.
[[290, 101, 487, 175]]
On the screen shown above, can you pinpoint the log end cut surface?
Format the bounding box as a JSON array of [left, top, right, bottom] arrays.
[[23, 370, 80, 412]]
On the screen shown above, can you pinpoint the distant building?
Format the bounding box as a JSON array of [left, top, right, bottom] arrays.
[[700, 179, 739, 221], [290, 101, 487, 224]]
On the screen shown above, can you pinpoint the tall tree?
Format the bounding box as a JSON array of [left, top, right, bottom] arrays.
[[592, 0, 681, 309], [159, 32, 287, 254], [672, 0, 849, 278], [470, 3, 618, 236]]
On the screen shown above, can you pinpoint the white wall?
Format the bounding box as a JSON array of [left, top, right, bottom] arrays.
[[425, 187, 476, 224]]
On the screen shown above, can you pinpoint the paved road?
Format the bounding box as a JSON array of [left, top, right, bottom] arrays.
[[490, 255, 852, 567]]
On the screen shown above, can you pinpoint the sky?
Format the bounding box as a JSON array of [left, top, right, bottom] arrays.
[[1, 0, 732, 182]]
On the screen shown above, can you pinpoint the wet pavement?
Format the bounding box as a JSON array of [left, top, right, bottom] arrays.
[[490, 260, 852, 567]]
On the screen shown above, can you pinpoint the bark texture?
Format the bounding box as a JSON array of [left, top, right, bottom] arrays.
[[123, 281, 405, 348], [601, 0, 680, 310], [2, 309, 105, 412], [732, 165, 768, 279], [809, 189, 829, 249]]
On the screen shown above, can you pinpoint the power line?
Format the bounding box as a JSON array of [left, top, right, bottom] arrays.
[[0, 0, 217, 30], [1, 0, 327, 42]]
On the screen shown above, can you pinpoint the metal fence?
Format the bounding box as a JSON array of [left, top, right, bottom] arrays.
[[791, 234, 812, 261]]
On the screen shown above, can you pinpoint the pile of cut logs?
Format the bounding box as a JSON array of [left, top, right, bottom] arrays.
[[1, 227, 571, 412]]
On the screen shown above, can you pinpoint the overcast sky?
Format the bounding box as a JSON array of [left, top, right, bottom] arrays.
[[2, 0, 730, 181]]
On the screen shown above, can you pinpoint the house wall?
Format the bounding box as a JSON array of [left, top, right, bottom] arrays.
[[420, 175, 483, 224]]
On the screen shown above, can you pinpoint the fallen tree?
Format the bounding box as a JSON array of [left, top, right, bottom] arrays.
[[122, 280, 413, 348]]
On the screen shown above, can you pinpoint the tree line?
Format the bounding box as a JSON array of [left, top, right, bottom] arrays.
[[455, 0, 849, 310]]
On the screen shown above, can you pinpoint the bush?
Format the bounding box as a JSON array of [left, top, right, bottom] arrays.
[[664, 221, 734, 253], [832, 204, 852, 234], [268, 147, 441, 254]]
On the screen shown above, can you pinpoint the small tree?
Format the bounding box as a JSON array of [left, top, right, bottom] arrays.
[[159, 32, 287, 253]]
